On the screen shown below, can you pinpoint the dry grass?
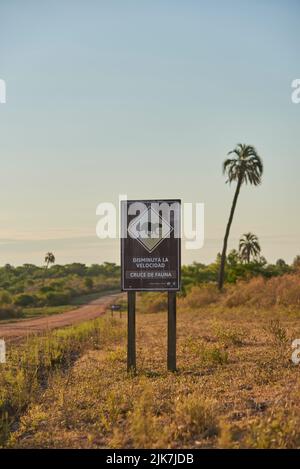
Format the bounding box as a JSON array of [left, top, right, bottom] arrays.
[[181, 285, 221, 308], [0, 317, 125, 446], [224, 274, 300, 309], [4, 296, 300, 449]]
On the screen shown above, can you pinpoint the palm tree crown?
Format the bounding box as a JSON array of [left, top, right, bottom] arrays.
[[239, 233, 261, 263], [44, 252, 55, 269], [223, 143, 263, 186]]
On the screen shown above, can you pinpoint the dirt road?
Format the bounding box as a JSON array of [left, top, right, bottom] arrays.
[[0, 292, 122, 342]]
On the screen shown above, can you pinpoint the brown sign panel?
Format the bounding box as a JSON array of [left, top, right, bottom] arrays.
[[121, 200, 181, 291]]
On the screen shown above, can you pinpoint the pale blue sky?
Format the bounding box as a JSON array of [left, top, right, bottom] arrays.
[[0, 0, 299, 265]]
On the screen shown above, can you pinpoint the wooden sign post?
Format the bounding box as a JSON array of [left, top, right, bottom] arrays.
[[127, 291, 136, 372], [167, 291, 177, 371], [121, 200, 181, 373]]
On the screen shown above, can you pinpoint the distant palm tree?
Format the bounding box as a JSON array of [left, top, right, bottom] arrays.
[[218, 144, 263, 290], [44, 252, 55, 269], [239, 233, 261, 263]]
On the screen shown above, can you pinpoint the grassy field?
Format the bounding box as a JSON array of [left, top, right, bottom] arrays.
[[1, 280, 300, 449]]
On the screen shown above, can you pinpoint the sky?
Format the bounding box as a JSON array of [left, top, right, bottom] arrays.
[[0, 0, 299, 266]]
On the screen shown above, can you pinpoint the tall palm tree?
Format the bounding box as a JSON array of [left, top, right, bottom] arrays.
[[218, 144, 263, 290], [44, 252, 55, 269], [239, 232, 261, 263]]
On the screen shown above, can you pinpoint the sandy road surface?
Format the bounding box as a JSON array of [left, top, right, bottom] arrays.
[[0, 292, 122, 342]]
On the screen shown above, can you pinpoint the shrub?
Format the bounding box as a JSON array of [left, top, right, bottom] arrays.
[[14, 294, 38, 307], [175, 394, 219, 441], [265, 319, 288, 346], [200, 345, 229, 366], [0, 305, 23, 320], [243, 411, 300, 448], [44, 292, 71, 306], [182, 285, 220, 308], [0, 291, 12, 305], [138, 293, 168, 314], [84, 277, 94, 290], [214, 324, 245, 346], [39, 285, 55, 293], [129, 383, 158, 448], [183, 337, 229, 366], [224, 274, 300, 308]]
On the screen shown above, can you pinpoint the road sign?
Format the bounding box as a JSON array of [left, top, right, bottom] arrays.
[[121, 200, 181, 291]]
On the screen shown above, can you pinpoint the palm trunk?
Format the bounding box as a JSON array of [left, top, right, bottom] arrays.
[[218, 179, 242, 290], [43, 261, 49, 286]]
